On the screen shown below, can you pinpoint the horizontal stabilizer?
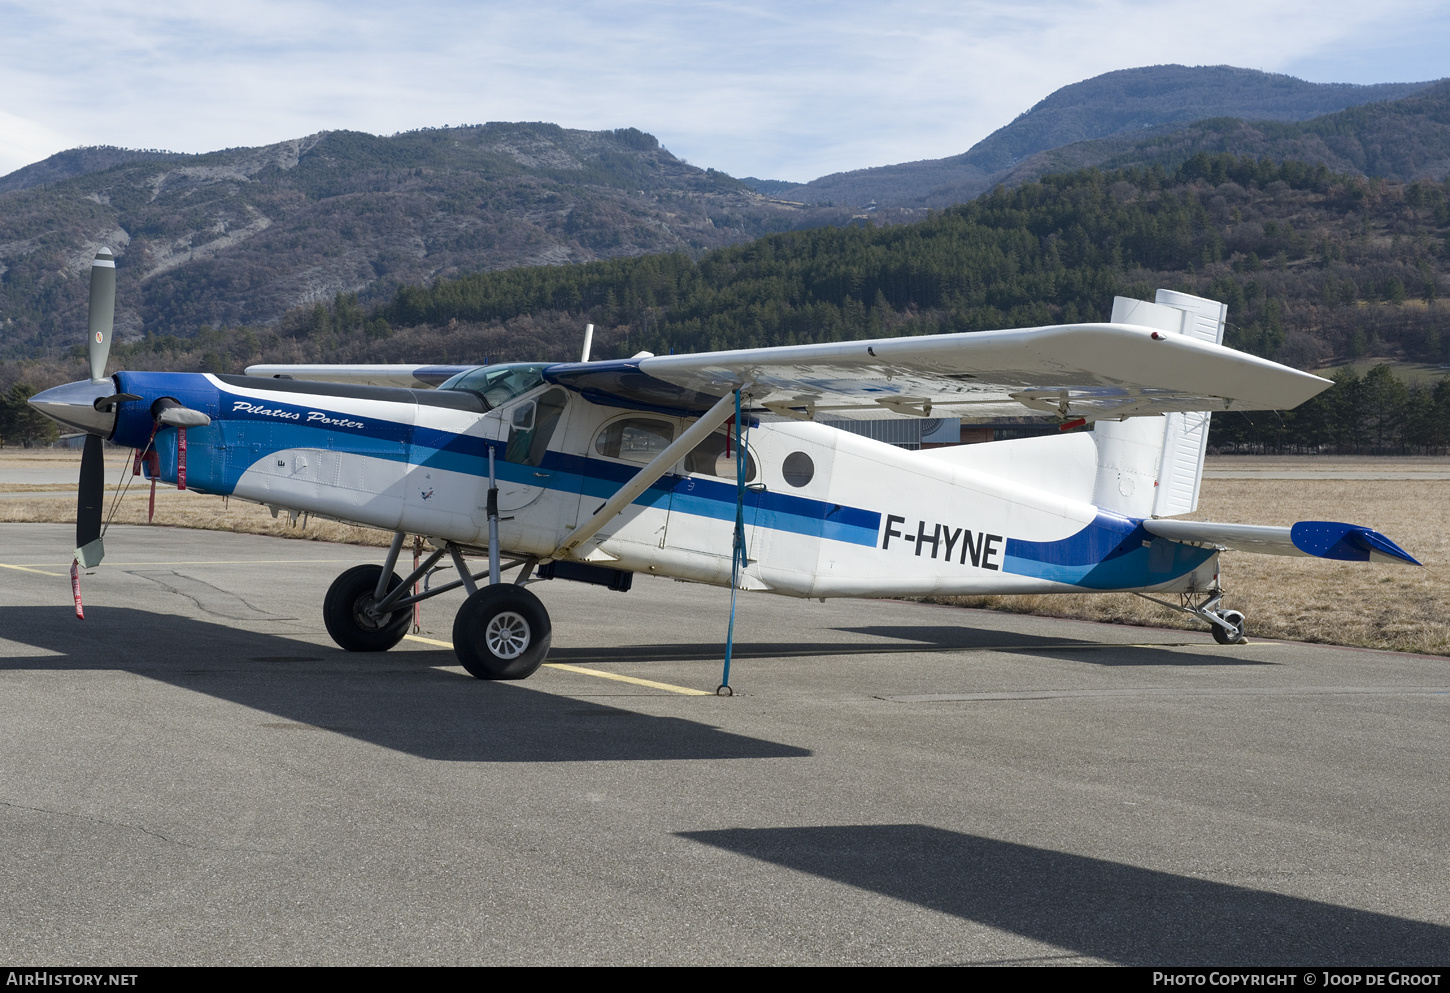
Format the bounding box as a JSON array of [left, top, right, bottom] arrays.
[[1143, 519, 1420, 566], [243, 364, 476, 388]]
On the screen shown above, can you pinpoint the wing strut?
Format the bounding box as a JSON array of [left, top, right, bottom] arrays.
[[718, 389, 748, 697], [551, 390, 739, 561]]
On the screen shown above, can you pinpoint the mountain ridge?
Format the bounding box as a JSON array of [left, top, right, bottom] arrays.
[[772, 66, 1443, 207], [0, 123, 870, 356]]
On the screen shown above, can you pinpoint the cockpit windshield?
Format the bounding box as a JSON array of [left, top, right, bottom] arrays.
[[438, 363, 550, 410]]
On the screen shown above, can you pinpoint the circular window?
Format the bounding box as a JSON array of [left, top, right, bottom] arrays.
[[782, 451, 815, 487]]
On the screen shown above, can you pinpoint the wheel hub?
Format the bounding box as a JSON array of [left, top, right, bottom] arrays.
[[485, 610, 532, 659], [353, 594, 392, 631]]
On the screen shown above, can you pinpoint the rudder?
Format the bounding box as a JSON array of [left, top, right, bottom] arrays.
[[1092, 290, 1227, 518]]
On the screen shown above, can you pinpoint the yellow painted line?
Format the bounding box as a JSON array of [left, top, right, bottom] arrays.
[[542, 662, 712, 696], [1, 558, 375, 568], [0, 562, 65, 577], [104, 558, 373, 566], [403, 634, 710, 696]]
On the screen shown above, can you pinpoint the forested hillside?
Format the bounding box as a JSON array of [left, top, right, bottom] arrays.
[[7, 153, 1449, 451], [368, 154, 1450, 368]]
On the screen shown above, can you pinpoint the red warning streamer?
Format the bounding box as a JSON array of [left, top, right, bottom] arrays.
[[177, 427, 188, 491], [70, 559, 84, 620], [147, 452, 160, 521]]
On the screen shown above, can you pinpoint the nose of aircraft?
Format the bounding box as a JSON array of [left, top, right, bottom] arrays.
[[27, 379, 120, 437]]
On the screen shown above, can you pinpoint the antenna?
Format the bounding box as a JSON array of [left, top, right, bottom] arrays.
[[580, 323, 594, 363]]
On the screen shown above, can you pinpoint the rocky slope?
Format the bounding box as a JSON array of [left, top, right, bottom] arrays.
[[0, 124, 866, 355]]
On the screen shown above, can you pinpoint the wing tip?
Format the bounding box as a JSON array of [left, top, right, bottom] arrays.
[[1290, 521, 1422, 566]]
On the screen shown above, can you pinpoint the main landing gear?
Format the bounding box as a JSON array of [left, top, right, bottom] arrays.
[[1134, 590, 1248, 645], [322, 530, 551, 680]]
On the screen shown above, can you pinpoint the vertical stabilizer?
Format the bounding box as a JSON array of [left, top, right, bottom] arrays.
[[1092, 291, 1228, 518], [1151, 290, 1226, 517]]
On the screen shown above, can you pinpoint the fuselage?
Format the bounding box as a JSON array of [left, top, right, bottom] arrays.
[[86, 368, 1216, 599]]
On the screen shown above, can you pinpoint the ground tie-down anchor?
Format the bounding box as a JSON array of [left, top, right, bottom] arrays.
[[718, 388, 748, 698]]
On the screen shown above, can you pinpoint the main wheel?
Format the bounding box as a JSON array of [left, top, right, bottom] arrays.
[[1210, 609, 1247, 645], [323, 565, 410, 652], [452, 585, 552, 680]]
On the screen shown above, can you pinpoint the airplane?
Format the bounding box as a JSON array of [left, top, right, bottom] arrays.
[[29, 249, 1420, 690]]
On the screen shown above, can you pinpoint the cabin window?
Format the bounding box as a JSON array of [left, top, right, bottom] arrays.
[[781, 451, 815, 487], [683, 430, 758, 483], [595, 418, 675, 464], [505, 388, 568, 467]]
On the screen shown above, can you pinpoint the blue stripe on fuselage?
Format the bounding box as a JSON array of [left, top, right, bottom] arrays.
[[1003, 512, 1215, 589], [113, 372, 881, 548]]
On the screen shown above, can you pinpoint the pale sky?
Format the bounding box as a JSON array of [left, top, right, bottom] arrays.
[[1, 0, 1447, 183]]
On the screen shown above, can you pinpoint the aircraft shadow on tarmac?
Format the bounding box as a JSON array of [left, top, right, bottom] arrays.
[[837, 626, 1274, 667], [550, 625, 1266, 668], [0, 607, 809, 764], [681, 825, 1450, 966]]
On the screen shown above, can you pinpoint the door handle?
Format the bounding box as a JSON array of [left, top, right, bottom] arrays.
[[533, 472, 550, 478]]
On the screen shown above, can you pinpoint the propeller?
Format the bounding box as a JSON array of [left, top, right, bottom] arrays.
[[73, 249, 117, 571], [34, 249, 228, 612]]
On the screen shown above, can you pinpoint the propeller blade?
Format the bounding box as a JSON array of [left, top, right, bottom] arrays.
[[75, 434, 105, 568], [87, 248, 116, 383]]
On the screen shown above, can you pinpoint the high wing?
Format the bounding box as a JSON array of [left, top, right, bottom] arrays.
[[244, 364, 476, 388], [542, 322, 1331, 420]]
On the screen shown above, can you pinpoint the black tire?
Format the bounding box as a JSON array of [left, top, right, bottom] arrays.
[[1211, 609, 1247, 645], [323, 565, 410, 652], [452, 585, 552, 680]]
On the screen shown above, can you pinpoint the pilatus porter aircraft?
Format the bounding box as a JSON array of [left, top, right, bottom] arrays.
[[31, 250, 1420, 685]]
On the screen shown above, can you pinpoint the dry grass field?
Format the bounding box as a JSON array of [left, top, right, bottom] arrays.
[[2, 448, 1446, 655], [0, 448, 394, 548]]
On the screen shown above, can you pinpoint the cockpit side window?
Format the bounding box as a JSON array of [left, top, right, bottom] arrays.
[[505, 388, 569, 467], [439, 363, 549, 410]]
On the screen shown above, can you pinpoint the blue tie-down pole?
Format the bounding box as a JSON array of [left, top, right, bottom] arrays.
[[719, 389, 749, 697]]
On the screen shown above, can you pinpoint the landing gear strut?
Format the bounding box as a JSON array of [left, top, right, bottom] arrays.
[[323, 528, 549, 678], [327, 454, 565, 676], [1135, 590, 1248, 645]]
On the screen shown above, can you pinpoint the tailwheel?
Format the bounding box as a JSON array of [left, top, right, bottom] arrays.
[[453, 585, 552, 680], [1210, 609, 1247, 645], [323, 565, 410, 652]]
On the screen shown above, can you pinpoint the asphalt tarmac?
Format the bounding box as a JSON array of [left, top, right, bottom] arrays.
[[1, 522, 1448, 966]]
